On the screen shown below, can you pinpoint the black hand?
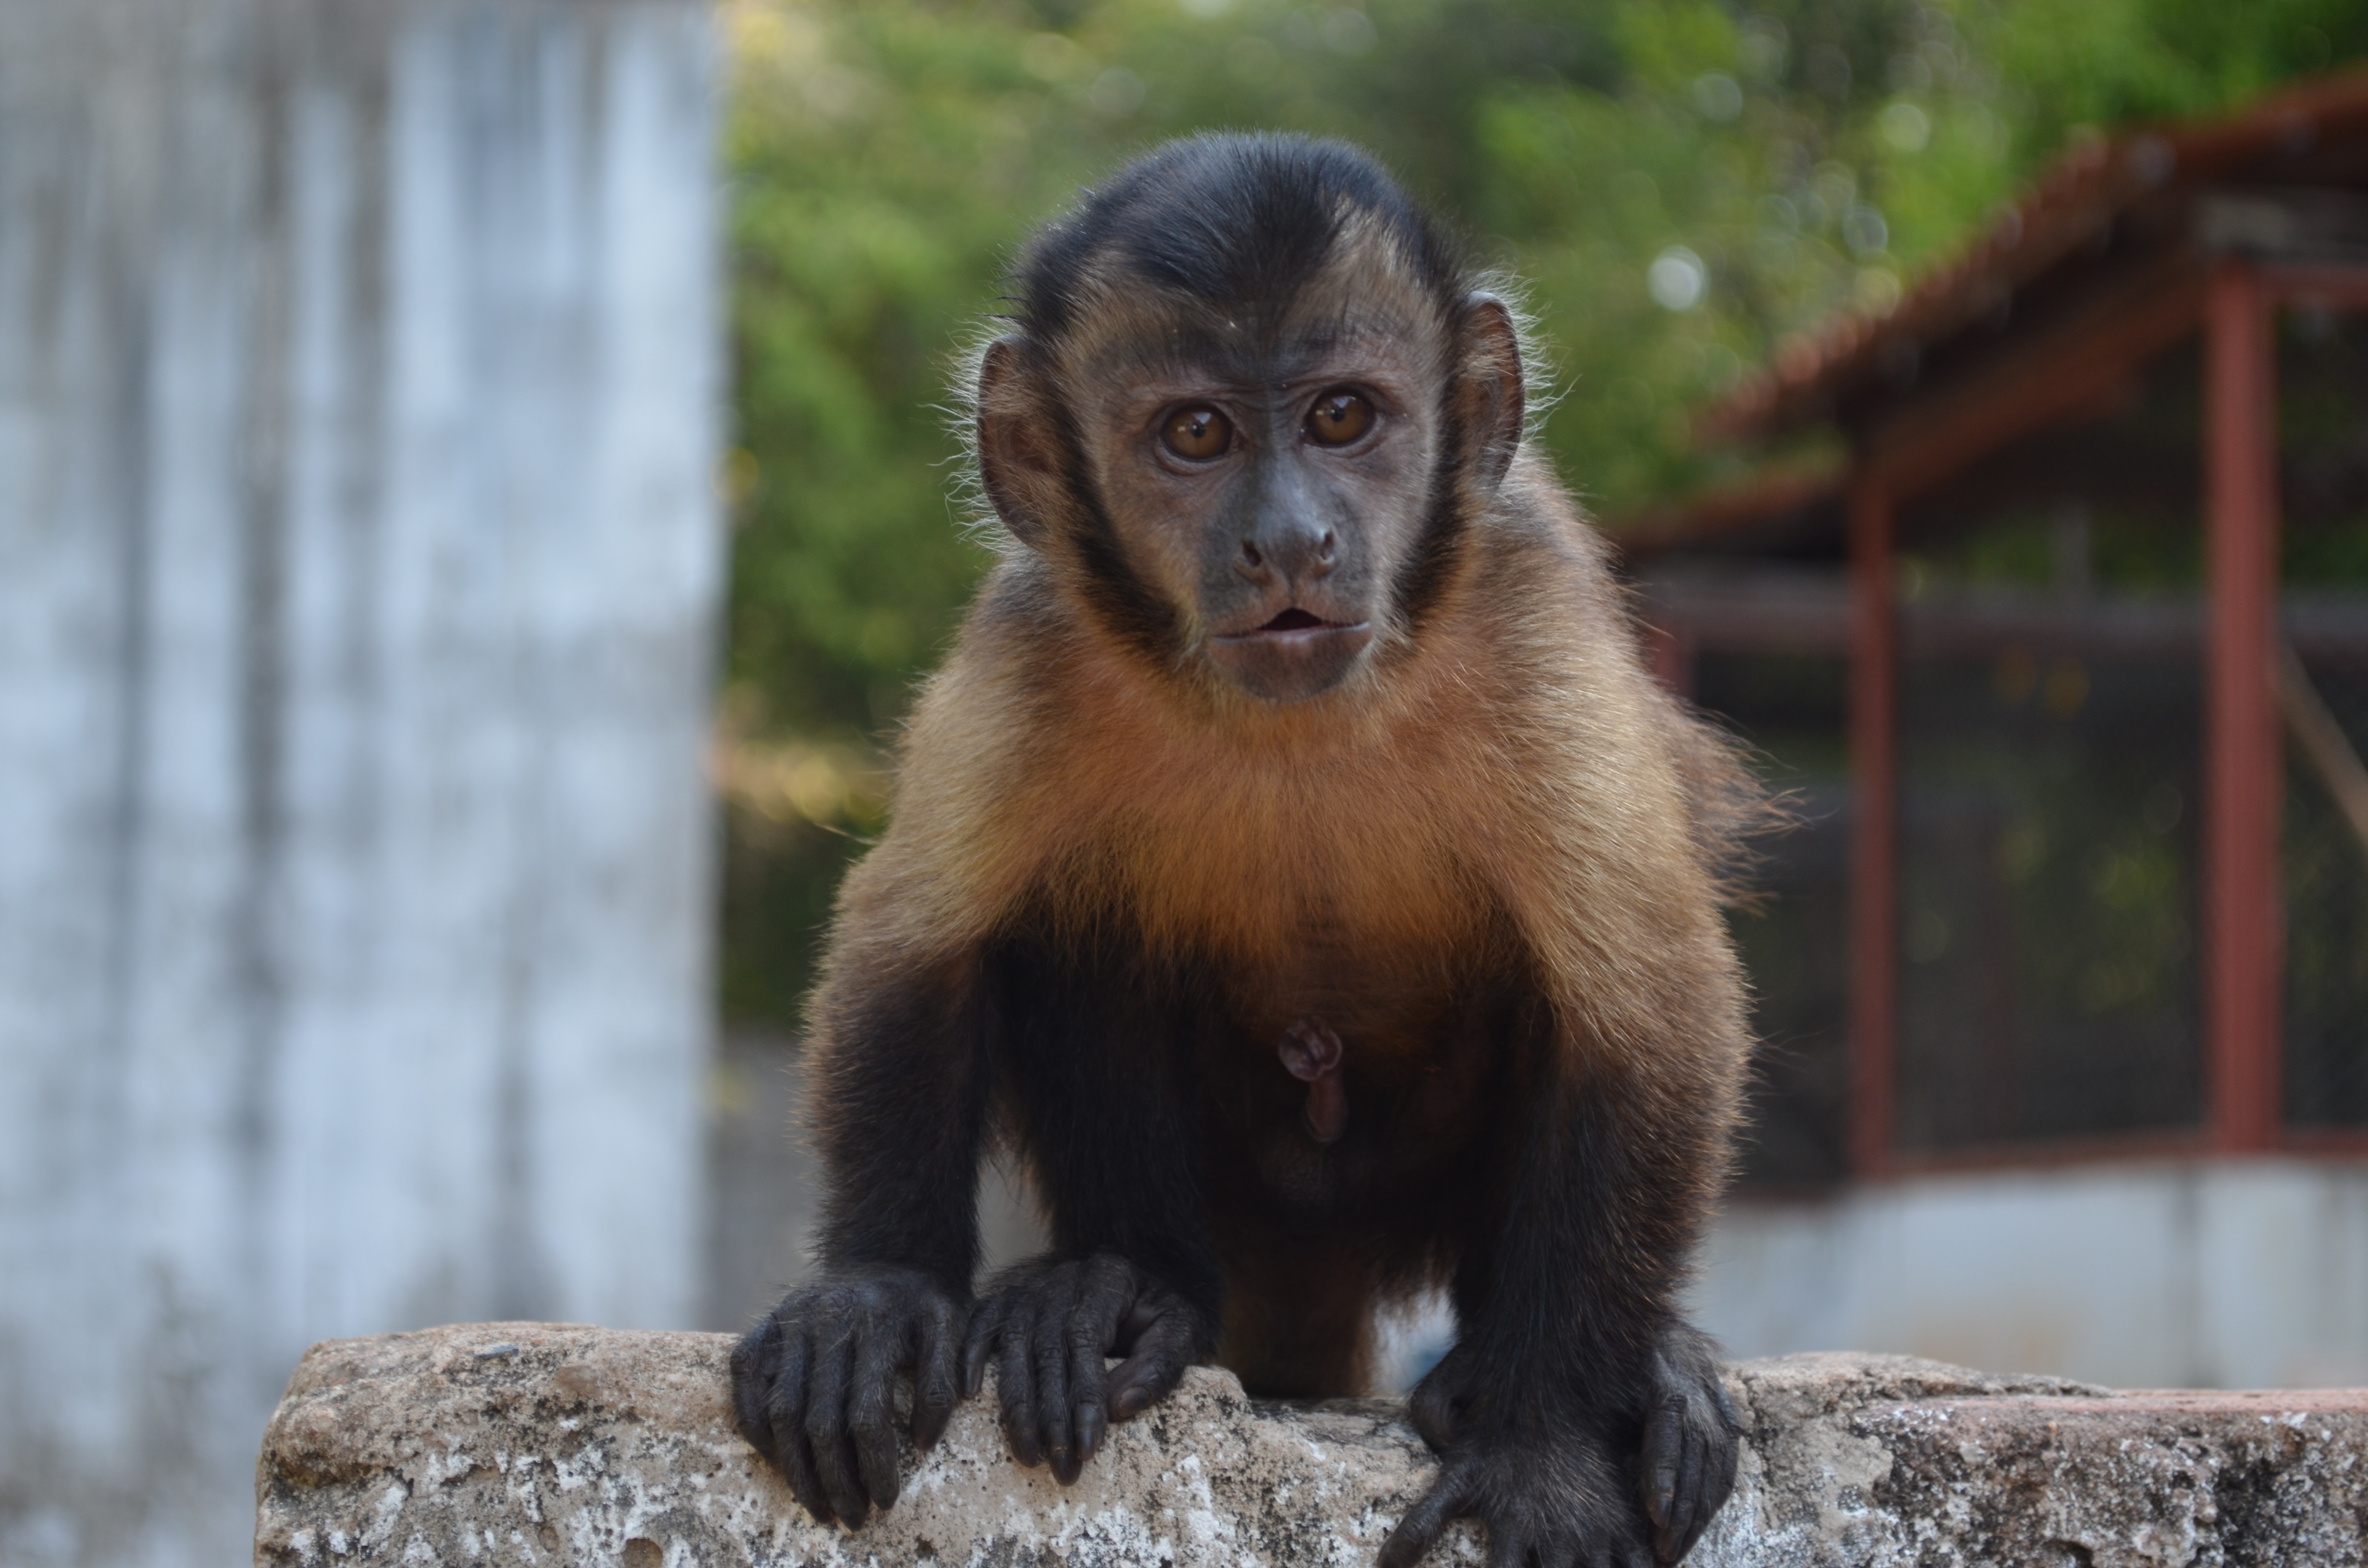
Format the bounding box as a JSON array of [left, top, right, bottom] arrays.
[[1379, 1421, 1656, 1568], [729, 1269, 964, 1528], [1389, 1323, 1739, 1568], [961, 1252, 1210, 1483], [1637, 1324, 1739, 1565]]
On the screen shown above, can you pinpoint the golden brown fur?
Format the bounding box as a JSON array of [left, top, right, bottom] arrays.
[[823, 448, 1751, 1177]]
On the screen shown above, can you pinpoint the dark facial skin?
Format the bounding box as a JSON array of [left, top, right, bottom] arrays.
[[1082, 312, 1443, 702], [976, 276, 1529, 706]]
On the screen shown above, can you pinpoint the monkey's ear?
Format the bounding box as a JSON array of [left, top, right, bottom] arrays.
[[1459, 293, 1525, 495], [975, 337, 1064, 549]]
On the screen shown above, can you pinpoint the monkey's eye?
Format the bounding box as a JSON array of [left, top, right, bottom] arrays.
[[1160, 405, 1233, 460], [1305, 390, 1373, 447]]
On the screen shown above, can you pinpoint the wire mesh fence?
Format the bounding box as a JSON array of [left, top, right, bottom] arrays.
[[1894, 622, 2205, 1153], [1655, 567, 2368, 1192], [2285, 627, 2368, 1130]]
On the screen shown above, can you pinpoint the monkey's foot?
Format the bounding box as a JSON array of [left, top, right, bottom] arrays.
[[963, 1252, 1213, 1485], [729, 1270, 964, 1529]]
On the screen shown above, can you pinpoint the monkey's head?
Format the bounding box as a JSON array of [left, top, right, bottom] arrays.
[[972, 135, 1526, 705]]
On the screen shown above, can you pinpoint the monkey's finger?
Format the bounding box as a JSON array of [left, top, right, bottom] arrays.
[[762, 1329, 833, 1525], [801, 1321, 871, 1529], [962, 1297, 1004, 1399], [1375, 1465, 1474, 1568], [1067, 1324, 1110, 1472], [912, 1293, 961, 1452], [1067, 1257, 1134, 1466], [996, 1304, 1042, 1468], [847, 1312, 905, 1513], [1654, 1438, 1699, 1565], [1640, 1398, 1683, 1532], [1116, 1294, 1163, 1350], [1711, 1375, 1742, 1439], [1670, 1421, 1733, 1565], [1031, 1283, 1080, 1484], [1103, 1299, 1197, 1422], [728, 1317, 785, 1461], [1065, 1327, 1110, 1471], [1682, 1417, 1716, 1544], [1706, 1389, 1741, 1500], [1657, 1384, 1735, 1563]]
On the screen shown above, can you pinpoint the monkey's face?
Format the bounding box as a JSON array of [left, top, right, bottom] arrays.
[[1086, 304, 1449, 703], [976, 241, 1522, 707]]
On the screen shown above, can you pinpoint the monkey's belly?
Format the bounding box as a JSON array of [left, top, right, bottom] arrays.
[[1201, 982, 1511, 1225], [983, 919, 1514, 1226]]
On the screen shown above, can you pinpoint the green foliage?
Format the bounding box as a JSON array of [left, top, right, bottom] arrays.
[[718, 0, 2368, 1021]]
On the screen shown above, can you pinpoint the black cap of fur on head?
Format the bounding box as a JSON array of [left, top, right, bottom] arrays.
[[1010, 133, 1468, 344]]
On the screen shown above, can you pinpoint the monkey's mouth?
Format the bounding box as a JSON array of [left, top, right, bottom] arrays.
[[1221, 606, 1366, 639], [1207, 607, 1374, 703]]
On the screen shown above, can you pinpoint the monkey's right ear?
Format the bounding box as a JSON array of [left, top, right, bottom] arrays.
[[975, 338, 1064, 550]]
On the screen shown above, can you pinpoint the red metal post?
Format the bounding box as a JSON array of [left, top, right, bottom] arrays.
[[1849, 471, 1899, 1178], [2203, 260, 2284, 1154]]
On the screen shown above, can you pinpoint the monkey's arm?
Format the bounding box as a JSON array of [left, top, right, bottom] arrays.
[[728, 866, 994, 1528], [1382, 1017, 1741, 1568], [1385, 576, 1749, 1567], [958, 935, 1225, 1486]]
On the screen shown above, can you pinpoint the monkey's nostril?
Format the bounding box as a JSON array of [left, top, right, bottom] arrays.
[[1317, 530, 1336, 560], [1239, 539, 1265, 570]]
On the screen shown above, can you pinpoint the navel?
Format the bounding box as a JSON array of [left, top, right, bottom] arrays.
[[1279, 1016, 1348, 1144]]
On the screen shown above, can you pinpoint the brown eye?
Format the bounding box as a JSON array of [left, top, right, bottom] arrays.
[[1161, 405, 1232, 460], [1306, 389, 1373, 446]]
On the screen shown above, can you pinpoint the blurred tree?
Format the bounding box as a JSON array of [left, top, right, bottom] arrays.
[[716, 0, 2368, 1023]]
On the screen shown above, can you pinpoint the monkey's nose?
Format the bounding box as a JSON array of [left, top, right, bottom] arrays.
[[1239, 520, 1335, 585]]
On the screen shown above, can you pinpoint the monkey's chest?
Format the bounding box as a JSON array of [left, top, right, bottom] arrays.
[[1086, 780, 1510, 1208]]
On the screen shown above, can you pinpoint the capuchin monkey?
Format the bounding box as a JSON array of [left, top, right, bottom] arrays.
[[731, 133, 1756, 1568]]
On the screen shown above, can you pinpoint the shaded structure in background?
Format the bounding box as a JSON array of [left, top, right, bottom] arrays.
[[0, 2, 719, 1563], [1630, 70, 2368, 1386]]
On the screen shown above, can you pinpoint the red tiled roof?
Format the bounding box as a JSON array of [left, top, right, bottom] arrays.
[[1700, 64, 2368, 443]]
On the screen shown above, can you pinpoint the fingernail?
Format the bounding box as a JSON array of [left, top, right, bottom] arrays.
[[1111, 1386, 1148, 1420]]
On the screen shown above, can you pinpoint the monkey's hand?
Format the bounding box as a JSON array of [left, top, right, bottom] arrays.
[[1386, 1324, 1739, 1568], [1636, 1323, 1742, 1563], [961, 1252, 1213, 1484], [729, 1270, 964, 1530]]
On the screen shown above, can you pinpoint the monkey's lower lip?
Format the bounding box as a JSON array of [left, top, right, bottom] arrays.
[[1206, 612, 1374, 702], [1216, 609, 1370, 642]]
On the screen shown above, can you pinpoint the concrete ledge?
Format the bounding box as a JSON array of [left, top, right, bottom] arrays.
[[254, 1323, 2368, 1567]]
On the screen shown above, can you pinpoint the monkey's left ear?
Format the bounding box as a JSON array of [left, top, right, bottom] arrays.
[[1458, 293, 1525, 495]]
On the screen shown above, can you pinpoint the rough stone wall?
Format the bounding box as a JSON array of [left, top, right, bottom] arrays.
[[0, 5, 718, 1564], [256, 1323, 2368, 1568]]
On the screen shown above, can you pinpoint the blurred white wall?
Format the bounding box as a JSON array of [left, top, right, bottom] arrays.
[[0, 2, 721, 1563], [1694, 1159, 2368, 1389]]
